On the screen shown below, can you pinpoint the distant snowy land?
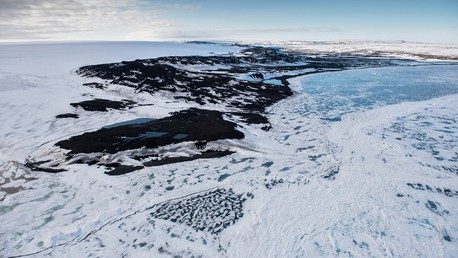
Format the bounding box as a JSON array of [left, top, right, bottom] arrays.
[[0, 41, 457, 257]]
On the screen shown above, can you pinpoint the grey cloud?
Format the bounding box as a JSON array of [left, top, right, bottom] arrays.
[[124, 26, 341, 41], [0, 1, 339, 42], [166, 3, 202, 9], [0, 0, 175, 41], [0, 0, 83, 16], [155, 27, 341, 39], [0, 0, 34, 10]]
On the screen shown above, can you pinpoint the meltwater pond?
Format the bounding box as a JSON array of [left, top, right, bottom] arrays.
[[103, 118, 156, 129], [297, 65, 458, 120]]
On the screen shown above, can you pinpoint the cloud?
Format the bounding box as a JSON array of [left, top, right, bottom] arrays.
[[0, 0, 178, 41], [0, 1, 339, 42], [125, 27, 341, 41], [165, 3, 202, 10]]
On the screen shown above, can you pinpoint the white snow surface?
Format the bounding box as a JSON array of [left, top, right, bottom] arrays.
[[1, 41, 458, 258], [255, 40, 458, 61]]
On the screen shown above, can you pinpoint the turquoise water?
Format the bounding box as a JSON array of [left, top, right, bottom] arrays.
[[299, 65, 458, 120]]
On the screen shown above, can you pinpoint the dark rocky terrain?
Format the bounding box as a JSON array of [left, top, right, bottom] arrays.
[[55, 113, 79, 119], [70, 98, 136, 112], [57, 108, 243, 155], [31, 46, 414, 175], [76, 47, 405, 112], [29, 109, 245, 174]]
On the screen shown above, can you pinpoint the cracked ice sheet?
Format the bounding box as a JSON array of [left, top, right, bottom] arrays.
[[1, 42, 458, 257], [25, 74, 457, 257], [219, 94, 458, 258], [0, 42, 245, 257]]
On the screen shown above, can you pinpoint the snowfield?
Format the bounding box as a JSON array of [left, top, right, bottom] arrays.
[[0, 41, 457, 258], [257, 40, 458, 61]]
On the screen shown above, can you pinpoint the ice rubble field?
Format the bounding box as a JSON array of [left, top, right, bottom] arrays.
[[1, 41, 458, 257]]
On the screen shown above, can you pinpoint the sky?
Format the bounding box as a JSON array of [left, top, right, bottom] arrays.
[[0, 0, 457, 43]]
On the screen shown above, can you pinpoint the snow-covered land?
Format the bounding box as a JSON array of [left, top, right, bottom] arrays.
[[258, 40, 458, 61], [0, 41, 457, 257]]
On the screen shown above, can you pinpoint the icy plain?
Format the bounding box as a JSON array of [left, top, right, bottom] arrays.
[[0, 41, 457, 258]]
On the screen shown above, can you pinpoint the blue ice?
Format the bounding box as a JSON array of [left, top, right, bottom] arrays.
[[298, 65, 458, 120]]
